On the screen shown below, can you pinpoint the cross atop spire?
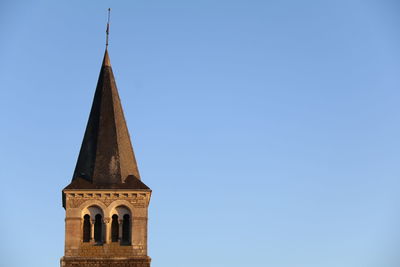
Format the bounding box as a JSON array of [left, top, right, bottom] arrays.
[[106, 8, 111, 48]]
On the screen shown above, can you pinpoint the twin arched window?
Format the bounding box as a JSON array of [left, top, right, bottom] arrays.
[[82, 214, 104, 244], [110, 214, 131, 245], [82, 206, 131, 245]]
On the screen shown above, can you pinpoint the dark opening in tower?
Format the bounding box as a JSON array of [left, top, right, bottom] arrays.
[[83, 214, 91, 242], [122, 214, 131, 245], [111, 214, 119, 242], [94, 214, 103, 243]]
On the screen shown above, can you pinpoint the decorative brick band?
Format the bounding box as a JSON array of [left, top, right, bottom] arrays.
[[61, 256, 151, 267]]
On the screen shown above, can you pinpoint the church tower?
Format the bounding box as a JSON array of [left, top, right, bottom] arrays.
[[60, 47, 151, 267]]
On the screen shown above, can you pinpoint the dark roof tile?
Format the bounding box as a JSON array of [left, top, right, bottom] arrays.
[[66, 49, 149, 190]]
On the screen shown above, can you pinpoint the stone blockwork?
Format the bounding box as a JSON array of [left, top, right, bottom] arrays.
[[63, 189, 151, 258], [76, 243, 146, 258], [61, 256, 151, 267], [65, 191, 150, 209]]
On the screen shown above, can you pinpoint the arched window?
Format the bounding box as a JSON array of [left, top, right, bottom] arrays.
[[111, 214, 119, 242], [83, 214, 91, 242], [94, 214, 103, 243], [122, 214, 131, 245]]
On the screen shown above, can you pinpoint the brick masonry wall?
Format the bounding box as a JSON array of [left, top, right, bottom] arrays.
[[61, 257, 151, 267], [74, 243, 146, 258], [63, 190, 150, 257]]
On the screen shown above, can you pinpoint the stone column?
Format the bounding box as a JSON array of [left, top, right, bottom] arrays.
[[104, 217, 111, 244], [119, 219, 123, 242], [90, 220, 95, 242]]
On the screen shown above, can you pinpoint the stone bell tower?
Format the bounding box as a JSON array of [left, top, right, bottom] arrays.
[[60, 48, 151, 267]]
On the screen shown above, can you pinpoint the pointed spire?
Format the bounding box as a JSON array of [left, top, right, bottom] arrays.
[[66, 49, 149, 190], [102, 49, 111, 67]]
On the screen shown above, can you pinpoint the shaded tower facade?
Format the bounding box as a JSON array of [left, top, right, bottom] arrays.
[[61, 49, 151, 267]]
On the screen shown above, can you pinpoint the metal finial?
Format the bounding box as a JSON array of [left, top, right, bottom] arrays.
[[106, 8, 111, 48]]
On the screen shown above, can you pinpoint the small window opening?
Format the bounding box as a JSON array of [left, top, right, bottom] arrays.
[[111, 214, 119, 242], [94, 214, 103, 244], [83, 214, 91, 242], [122, 214, 131, 245]]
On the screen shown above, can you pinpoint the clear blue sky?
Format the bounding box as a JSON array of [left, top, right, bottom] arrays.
[[1, 1, 400, 267]]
